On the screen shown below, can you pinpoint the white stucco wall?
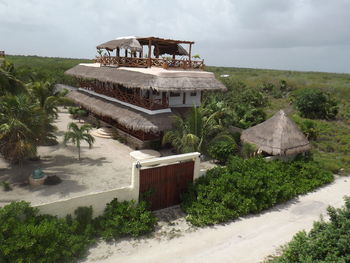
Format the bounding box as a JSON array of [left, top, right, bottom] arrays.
[[168, 91, 201, 107], [34, 152, 201, 218]]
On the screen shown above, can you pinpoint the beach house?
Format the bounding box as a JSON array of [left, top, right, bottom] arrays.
[[65, 36, 226, 148]]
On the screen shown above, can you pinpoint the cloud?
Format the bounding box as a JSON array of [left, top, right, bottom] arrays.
[[0, 0, 350, 72]]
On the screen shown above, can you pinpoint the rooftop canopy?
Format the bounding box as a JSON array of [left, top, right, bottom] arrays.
[[241, 110, 311, 156], [97, 36, 192, 56]]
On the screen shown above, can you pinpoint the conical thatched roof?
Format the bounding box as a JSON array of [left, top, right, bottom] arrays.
[[241, 110, 311, 156]]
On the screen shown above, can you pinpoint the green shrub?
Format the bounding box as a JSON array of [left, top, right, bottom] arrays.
[[207, 134, 237, 164], [293, 88, 338, 119], [292, 114, 319, 140], [240, 142, 258, 159], [0, 202, 93, 263], [267, 197, 350, 263], [182, 157, 333, 226], [95, 199, 157, 241]]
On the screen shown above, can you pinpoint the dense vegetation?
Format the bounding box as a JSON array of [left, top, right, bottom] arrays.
[[5, 55, 89, 84], [266, 197, 350, 263], [182, 156, 333, 226], [0, 199, 156, 263], [206, 66, 350, 172]]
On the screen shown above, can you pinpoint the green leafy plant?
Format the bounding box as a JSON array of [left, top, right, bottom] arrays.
[[293, 88, 338, 119], [0, 202, 93, 263], [95, 199, 157, 241], [182, 157, 333, 226], [266, 197, 350, 263], [1, 181, 12, 191], [207, 133, 237, 164]]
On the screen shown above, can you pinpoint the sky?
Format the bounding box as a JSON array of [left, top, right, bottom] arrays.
[[0, 0, 350, 73]]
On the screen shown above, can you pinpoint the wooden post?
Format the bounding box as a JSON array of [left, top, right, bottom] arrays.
[[116, 48, 120, 57], [125, 49, 128, 57], [148, 39, 152, 67], [189, 43, 192, 68]]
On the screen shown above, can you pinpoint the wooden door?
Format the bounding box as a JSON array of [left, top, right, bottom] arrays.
[[139, 161, 194, 210]]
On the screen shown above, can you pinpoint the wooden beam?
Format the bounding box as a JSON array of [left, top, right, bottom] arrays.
[[189, 43, 192, 62], [148, 39, 152, 67]]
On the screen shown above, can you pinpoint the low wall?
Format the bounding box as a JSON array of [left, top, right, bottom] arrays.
[[35, 186, 136, 218], [34, 152, 201, 218]]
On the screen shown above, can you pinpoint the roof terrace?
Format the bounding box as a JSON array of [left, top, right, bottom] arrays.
[[93, 36, 204, 70]]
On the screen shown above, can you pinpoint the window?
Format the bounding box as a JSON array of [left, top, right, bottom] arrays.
[[170, 92, 180, 97], [190, 92, 197, 96]]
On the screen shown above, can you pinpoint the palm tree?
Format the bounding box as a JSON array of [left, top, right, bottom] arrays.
[[0, 95, 46, 163], [162, 107, 222, 153], [63, 122, 95, 160], [0, 60, 26, 96], [29, 81, 59, 118]]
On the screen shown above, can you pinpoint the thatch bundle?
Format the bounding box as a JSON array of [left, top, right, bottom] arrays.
[[65, 65, 226, 92], [66, 90, 174, 133], [241, 110, 311, 156]]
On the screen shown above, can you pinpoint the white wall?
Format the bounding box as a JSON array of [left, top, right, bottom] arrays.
[[168, 91, 201, 107], [34, 152, 201, 218]]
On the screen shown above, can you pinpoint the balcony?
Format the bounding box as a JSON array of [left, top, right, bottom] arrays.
[[93, 56, 205, 70], [79, 80, 169, 111]]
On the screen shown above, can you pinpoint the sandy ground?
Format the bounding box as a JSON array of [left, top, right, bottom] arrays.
[[81, 176, 350, 263], [0, 108, 134, 206]]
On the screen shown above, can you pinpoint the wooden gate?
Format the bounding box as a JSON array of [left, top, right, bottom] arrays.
[[139, 161, 194, 210]]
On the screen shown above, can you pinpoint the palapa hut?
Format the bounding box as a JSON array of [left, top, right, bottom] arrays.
[[65, 36, 226, 148], [241, 110, 311, 157]]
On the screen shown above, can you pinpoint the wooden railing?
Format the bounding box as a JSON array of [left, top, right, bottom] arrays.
[[79, 81, 169, 111], [93, 56, 204, 70]]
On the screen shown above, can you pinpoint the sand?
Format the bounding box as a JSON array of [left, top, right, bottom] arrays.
[[0, 108, 134, 206], [81, 176, 350, 263]]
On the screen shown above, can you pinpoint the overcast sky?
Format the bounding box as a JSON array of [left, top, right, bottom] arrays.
[[1, 0, 350, 73]]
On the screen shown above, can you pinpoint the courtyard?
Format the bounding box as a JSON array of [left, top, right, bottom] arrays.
[[0, 108, 134, 206]]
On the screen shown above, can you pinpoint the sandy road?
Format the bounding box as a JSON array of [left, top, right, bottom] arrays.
[[84, 176, 350, 263]]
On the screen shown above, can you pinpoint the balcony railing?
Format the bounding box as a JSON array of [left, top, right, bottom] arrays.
[[93, 56, 204, 70], [79, 81, 169, 111]]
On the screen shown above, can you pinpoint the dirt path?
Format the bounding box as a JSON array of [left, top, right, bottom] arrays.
[[83, 176, 350, 263]]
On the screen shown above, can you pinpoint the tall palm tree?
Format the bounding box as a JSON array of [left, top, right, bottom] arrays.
[[0, 95, 45, 163], [63, 122, 95, 160], [162, 107, 222, 153]]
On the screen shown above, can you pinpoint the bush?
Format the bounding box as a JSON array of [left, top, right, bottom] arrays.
[[293, 88, 338, 119], [181, 157, 333, 226], [267, 197, 350, 263], [0, 202, 93, 263], [0, 198, 157, 262], [207, 134, 237, 164], [95, 199, 157, 241], [292, 114, 319, 140]]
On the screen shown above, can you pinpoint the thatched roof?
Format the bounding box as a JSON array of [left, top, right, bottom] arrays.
[[66, 90, 174, 133], [241, 110, 311, 156], [97, 36, 190, 56], [65, 64, 227, 92], [97, 37, 142, 52]]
